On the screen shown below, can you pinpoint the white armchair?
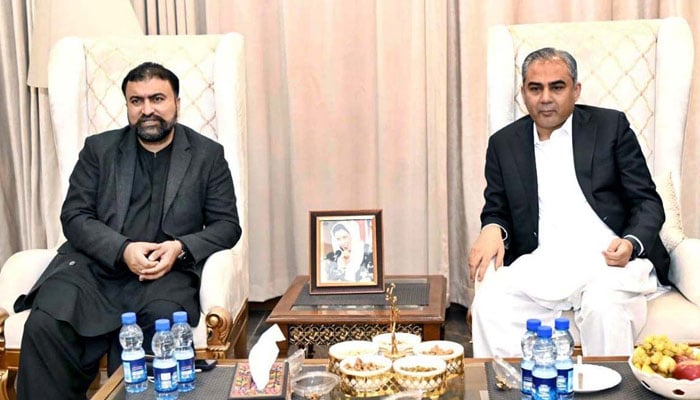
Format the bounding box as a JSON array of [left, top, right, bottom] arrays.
[[483, 17, 700, 348], [0, 33, 249, 398]]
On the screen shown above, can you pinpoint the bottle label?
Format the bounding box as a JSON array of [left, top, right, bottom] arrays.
[[123, 357, 147, 384], [154, 365, 178, 393], [177, 357, 195, 383], [532, 376, 557, 400], [557, 367, 573, 394], [521, 368, 533, 395]]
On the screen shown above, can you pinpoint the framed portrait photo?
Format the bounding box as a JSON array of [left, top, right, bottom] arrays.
[[309, 209, 384, 295]]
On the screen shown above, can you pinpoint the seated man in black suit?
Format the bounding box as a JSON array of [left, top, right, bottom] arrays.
[[14, 62, 241, 399], [468, 48, 668, 357]]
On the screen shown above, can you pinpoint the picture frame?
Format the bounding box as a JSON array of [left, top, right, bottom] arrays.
[[309, 209, 384, 295]]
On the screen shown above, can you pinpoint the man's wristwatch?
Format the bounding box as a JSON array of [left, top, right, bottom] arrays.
[[177, 241, 191, 263], [627, 238, 641, 261]]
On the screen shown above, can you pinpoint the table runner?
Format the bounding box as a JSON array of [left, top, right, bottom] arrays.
[[125, 366, 236, 400], [485, 361, 666, 399]]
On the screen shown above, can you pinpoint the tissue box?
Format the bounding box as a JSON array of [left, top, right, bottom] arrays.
[[229, 361, 289, 400]]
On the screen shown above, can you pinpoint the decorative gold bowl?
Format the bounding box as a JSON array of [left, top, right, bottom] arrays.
[[412, 340, 465, 378], [372, 332, 422, 356], [328, 340, 380, 375], [393, 355, 447, 396], [338, 354, 394, 396]]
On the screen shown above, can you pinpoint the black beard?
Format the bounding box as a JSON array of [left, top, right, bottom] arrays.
[[134, 115, 177, 143]]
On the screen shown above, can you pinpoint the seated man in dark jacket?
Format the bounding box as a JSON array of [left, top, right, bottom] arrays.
[[14, 62, 241, 399]]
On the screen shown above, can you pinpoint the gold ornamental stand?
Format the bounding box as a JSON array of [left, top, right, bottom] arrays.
[[384, 283, 403, 360]]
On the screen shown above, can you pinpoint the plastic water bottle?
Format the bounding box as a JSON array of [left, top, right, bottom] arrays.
[[521, 319, 541, 400], [532, 326, 557, 400], [172, 311, 196, 392], [152, 319, 178, 399], [553, 318, 575, 399], [119, 312, 148, 393]]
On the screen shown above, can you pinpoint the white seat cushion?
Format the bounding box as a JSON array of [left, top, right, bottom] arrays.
[[640, 290, 700, 344], [562, 289, 700, 347]]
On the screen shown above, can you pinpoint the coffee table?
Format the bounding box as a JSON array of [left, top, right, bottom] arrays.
[[267, 275, 447, 356], [93, 356, 644, 400], [91, 358, 488, 400]]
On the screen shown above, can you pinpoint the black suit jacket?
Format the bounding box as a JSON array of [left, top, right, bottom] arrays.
[[481, 105, 670, 284], [16, 123, 242, 313]]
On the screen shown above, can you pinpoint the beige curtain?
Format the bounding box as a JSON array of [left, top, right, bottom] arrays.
[[0, 0, 61, 266], [198, 0, 450, 301], [3, 0, 699, 306]]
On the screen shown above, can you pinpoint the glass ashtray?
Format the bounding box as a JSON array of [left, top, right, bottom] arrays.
[[291, 371, 340, 399]]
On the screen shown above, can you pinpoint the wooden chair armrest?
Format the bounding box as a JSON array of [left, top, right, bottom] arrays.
[[205, 306, 232, 358]]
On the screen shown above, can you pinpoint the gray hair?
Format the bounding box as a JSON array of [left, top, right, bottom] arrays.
[[521, 47, 578, 84]]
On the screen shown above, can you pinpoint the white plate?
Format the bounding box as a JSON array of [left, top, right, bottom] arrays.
[[573, 364, 622, 393]]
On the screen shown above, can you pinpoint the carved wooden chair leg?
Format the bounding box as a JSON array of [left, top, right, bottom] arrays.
[[0, 369, 17, 400], [230, 302, 248, 358], [233, 329, 248, 359]]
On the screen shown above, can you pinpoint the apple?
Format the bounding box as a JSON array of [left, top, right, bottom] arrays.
[[672, 360, 700, 381], [674, 354, 694, 364]]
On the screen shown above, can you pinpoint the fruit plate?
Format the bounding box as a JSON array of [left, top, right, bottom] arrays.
[[628, 356, 700, 399]]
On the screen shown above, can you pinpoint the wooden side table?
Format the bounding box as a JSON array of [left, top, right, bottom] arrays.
[[266, 275, 447, 355]]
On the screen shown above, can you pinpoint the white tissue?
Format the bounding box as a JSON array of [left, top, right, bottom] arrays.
[[248, 324, 286, 389]]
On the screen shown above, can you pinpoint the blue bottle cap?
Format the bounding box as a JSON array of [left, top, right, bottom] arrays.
[[554, 317, 570, 330], [526, 319, 542, 331], [537, 325, 552, 338], [173, 311, 188, 324], [121, 312, 137, 325], [155, 319, 170, 331]]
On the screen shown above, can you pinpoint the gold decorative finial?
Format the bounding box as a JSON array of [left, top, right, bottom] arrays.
[[385, 283, 400, 357]]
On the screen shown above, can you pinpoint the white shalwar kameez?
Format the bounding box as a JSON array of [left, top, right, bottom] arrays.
[[471, 116, 658, 357]]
